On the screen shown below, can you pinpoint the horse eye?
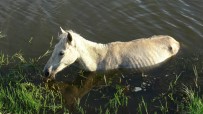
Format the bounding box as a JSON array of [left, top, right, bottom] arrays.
[[168, 46, 173, 51], [59, 51, 64, 56]]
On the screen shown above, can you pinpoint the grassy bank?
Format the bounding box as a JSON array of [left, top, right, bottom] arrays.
[[0, 52, 67, 113], [0, 51, 203, 114]]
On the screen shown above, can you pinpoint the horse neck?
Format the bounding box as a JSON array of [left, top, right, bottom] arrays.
[[76, 37, 108, 70]]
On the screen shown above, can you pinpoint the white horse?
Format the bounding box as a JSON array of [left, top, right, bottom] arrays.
[[44, 27, 180, 78]]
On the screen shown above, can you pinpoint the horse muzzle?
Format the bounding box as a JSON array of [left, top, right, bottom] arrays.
[[43, 65, 54, 77], [44, 68, 50, 77]]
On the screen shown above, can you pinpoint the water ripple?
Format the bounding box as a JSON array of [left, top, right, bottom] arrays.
[[0, 0, 202, 56]]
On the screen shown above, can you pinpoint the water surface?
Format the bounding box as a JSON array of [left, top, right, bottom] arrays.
[[0, 0, 202, 57]]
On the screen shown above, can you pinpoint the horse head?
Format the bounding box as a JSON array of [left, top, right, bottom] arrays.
[[44, 27, 79, 78]]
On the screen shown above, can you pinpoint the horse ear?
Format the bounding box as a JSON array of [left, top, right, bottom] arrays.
[[67, 32, 72, 43], [60, 27, 66, 34]]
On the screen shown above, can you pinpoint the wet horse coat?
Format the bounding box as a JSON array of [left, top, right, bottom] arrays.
[[44, 28, 180, 78]]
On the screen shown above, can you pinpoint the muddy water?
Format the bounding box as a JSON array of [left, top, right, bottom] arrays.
[[0, 0, 203, 113]]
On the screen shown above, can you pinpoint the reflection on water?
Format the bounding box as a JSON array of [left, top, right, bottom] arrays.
[[46, 55, 203, 113], [47, 71, 119, 109], [45, 55, 203, 113]]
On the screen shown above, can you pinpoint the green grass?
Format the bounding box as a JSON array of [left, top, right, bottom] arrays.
[[0, 82, 63, 113], [184, 87, 203, 114], [0, 52, 66, 114], [0, 52, 9, 67], [0, 51, 203, 114], [138, 98, 149, 114], [136, 64, 203, 114], [106, 85, 128, 113], [91, 85, 129, 114], [108, 86, 128, 108], [75, 98, 86, 114]]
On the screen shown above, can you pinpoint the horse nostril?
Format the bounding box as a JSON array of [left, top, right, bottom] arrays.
[[44, 69, 50, 77]]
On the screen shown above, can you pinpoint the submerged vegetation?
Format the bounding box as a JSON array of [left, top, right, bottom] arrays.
[[0, 50, 203, 113]]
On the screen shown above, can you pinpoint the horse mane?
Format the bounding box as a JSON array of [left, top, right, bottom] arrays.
[[64, 30, 106, 49]]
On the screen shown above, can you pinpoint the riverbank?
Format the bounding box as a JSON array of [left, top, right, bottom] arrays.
[[0, 51, 203, 113]]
